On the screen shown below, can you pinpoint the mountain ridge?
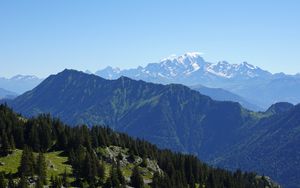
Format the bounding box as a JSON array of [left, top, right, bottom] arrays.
[[96, 53, 273, 81], [0, 104, 279, 188], [0, 88, 18, 99], [7, 69, 300, 187], [190, 84, 261, 111], [0, 74, 43, 94], [95, 52, 300, 109]]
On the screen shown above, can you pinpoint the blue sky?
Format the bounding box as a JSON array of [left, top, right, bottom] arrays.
[[0, 0, 299, 77]]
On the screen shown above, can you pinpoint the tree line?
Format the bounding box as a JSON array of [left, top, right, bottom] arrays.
[[0, 104, 275, 187]]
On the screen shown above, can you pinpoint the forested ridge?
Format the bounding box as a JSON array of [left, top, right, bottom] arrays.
[[0, 104, 278, 187]]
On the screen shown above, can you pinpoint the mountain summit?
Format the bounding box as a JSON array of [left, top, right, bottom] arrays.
[[10, 69, 251, 155], [95, 52, 300, 109], [7, 69, 300, 187], [96, 52, 271, 83]]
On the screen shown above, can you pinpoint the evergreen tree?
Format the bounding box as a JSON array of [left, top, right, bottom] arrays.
[[151, 172, 161, 188], [189, 175, 196, 188], [207, 173, 216, 188], [97, 160, 105, 184], [130, 165, 144, 188], [18, 175, 29, 188], [83, 152, 96, 184], [10, 135, 16, 150], [103, 178, 112, 188], [36, 152, 47, 185], [50, 176, 63, 188], [62, 168, 70, 187], [35, 178, 43, 188], [50, 175, 55, 187], [18, 146, 35, 177], [108, 163, 120, 187], [116, 160, 125, 186], [8, 173, 16, 188], [140, 157, 147, 168], [1, 132, 11, 156], [28, 124, 40, 151], [128, 150, 135, 162], [0, 172, 7, 188]]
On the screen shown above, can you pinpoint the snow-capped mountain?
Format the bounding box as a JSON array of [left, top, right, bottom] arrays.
[[95, 52, 300, 110], [10, 75, 40, 81], [96, 66, 121, 79], [95, 52, 271, 84], [207, 61, 272, 79], [0, 75, 43, 94]]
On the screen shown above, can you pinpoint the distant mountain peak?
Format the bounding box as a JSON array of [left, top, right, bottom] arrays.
[[241, 61, 257, 69], [161, 52, 203, 62], [0, 74, 43, 94], [11, 74, 40, 81], [266, 102, 294, 114], [161, 54, 177, 61], [85, 70, 93, 74], [184, 51, 203, 57], [96, 52, 272, 84], [61, 68, 80, 73], [116, 75, 133, 82]]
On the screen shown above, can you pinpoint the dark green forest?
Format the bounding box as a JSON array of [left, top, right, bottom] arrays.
[[0, 104, 277, 187]]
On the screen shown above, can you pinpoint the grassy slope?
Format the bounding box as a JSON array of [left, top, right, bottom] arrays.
[[45, 151, 72, 180], [0, 148, 154, 187], [0, 149, 22, 174], [0, 150, 72, 181]]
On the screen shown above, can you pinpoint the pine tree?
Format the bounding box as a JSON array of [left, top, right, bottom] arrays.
[[207, 173, 216, 188], [18, 146, 35, 177], [83, 152, 94, 183], [130, 165, 144, 188], [50, 176, 63, 188], [62, 168, 70, 187], [18, 175, 29, 188], [8, 173, 16, 188], [140, 157, 147, 168], [128, 150, 135, 162], [97, 160, 105, 184], [28, 124, 40, 151], [90, 152, 100, 183], [103, 178, 112, 188], [35, 178, 43, 188], [36, 152, 47, 185], [116, 160, 125, 186], [0, 172, 7, 188], [151, 172, 161, 188], [189, 175, 196, 188], [10, 135, 16, 150], [108, 163, 120, 187], [1, 132, 11, 156], [50, 175, 55, 187]]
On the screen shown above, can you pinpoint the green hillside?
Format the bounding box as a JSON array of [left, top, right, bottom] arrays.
[[10, 69, 255, 159], [0, 147, 157, 188], [0, 104, 278, 187], [7, 69, 300, 187]]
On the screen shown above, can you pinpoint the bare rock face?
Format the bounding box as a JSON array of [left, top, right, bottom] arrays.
[[100, 145, 162, 175]]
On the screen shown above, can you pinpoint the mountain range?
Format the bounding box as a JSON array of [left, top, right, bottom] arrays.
[[214, 102, 300, 188], [190, 85, 261, 111], [96, 52, 300, 109], [7, 69, 300, 188], [0, 75, 43, 94], [0, 104, 279, 188], [0, 88, 17, 99]]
